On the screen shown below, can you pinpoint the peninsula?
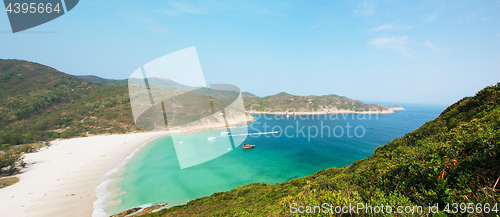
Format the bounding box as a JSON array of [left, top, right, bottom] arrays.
[[244, 92, 394, 114]]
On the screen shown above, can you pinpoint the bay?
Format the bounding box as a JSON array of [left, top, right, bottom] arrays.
[[103, 103, 446, 215]]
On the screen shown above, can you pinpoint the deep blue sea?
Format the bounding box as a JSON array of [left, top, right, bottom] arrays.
[[99, 103, 447, 215]]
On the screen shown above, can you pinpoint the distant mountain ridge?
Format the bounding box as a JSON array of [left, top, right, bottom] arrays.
[[241, 91, 258, 98], [78, 75, 392, 113], [76, 75, 128, 85]]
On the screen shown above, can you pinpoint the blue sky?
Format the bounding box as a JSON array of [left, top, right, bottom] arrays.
[[1, 0, 499, 105]]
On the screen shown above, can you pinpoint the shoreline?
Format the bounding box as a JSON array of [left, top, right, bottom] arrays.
[[93, 134, 170, 217], [0, 131, 170, 217]]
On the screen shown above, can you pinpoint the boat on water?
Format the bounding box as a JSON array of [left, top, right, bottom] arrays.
[[242, 144, 255, 149], [179, 141, 183, 144], [207, 136, 217, 141], [220, 131, 230, 135]]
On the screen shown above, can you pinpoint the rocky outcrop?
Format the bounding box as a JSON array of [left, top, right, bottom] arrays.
[[390, 105, 405, 111]]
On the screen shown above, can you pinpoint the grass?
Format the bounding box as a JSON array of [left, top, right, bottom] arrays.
[[0, 176, 19, 189]]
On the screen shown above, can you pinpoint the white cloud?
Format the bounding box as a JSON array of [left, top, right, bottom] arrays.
[[368, 36, 411, 57], [157, 2, 209, 16], [373, 24, 393, 31], [369, 13, 437, 33], [423, 41, 442, 51], [354, 2, 374, 16]]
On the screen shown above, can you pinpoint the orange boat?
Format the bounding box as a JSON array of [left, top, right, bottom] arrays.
[[242, 144, 255, 149]]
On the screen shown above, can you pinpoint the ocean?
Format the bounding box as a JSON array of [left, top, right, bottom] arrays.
[[98, 103, 447, 215]]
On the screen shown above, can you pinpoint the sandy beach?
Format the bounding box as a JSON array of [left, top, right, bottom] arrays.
[[0, 131, 170, 217]]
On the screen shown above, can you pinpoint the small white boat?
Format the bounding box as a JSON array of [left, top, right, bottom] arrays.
[[220, 132, 230, 135], [207, 136, 217, 141], [179, 141, 183, 144]]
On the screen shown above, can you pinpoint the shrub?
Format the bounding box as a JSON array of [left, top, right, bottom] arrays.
[[47, 131, 60, 138], [106, 114, 118, 120], [61, 130, 77, 138], [0, 150, 24, 176]]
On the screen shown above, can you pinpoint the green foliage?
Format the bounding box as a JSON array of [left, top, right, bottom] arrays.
[[106, 114, 119, 120], [0, 60, 140, 141], [47, 131, 60, 138], [0, 176, 20, 189], [76, 75, 128, 85], [143, 83, 500, 217], [61, 130, 77, 138], [0, 150, 24, 175], [0, 59, 141, 173], [0, 133, 23, 145]]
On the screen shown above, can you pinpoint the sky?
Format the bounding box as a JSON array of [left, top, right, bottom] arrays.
[[1, 0, 499, 105]]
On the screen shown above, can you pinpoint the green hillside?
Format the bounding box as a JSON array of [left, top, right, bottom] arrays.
[[0, 59, 139, 146], [244, 92, 389, 113], [0, 60, 244, 146], [142, 84, 500, 216], [78, 75, 198, 92]]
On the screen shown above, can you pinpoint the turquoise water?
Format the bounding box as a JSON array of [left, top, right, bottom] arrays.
[[103, 103, 446, 214]]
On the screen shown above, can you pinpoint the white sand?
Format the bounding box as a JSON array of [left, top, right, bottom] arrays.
[[0, 131, 169, 217]]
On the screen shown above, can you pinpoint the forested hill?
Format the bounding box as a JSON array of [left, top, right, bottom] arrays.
[[141, 83, 500, 216], [0, 59, 138, 145], [244, 92, 391, 113]]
